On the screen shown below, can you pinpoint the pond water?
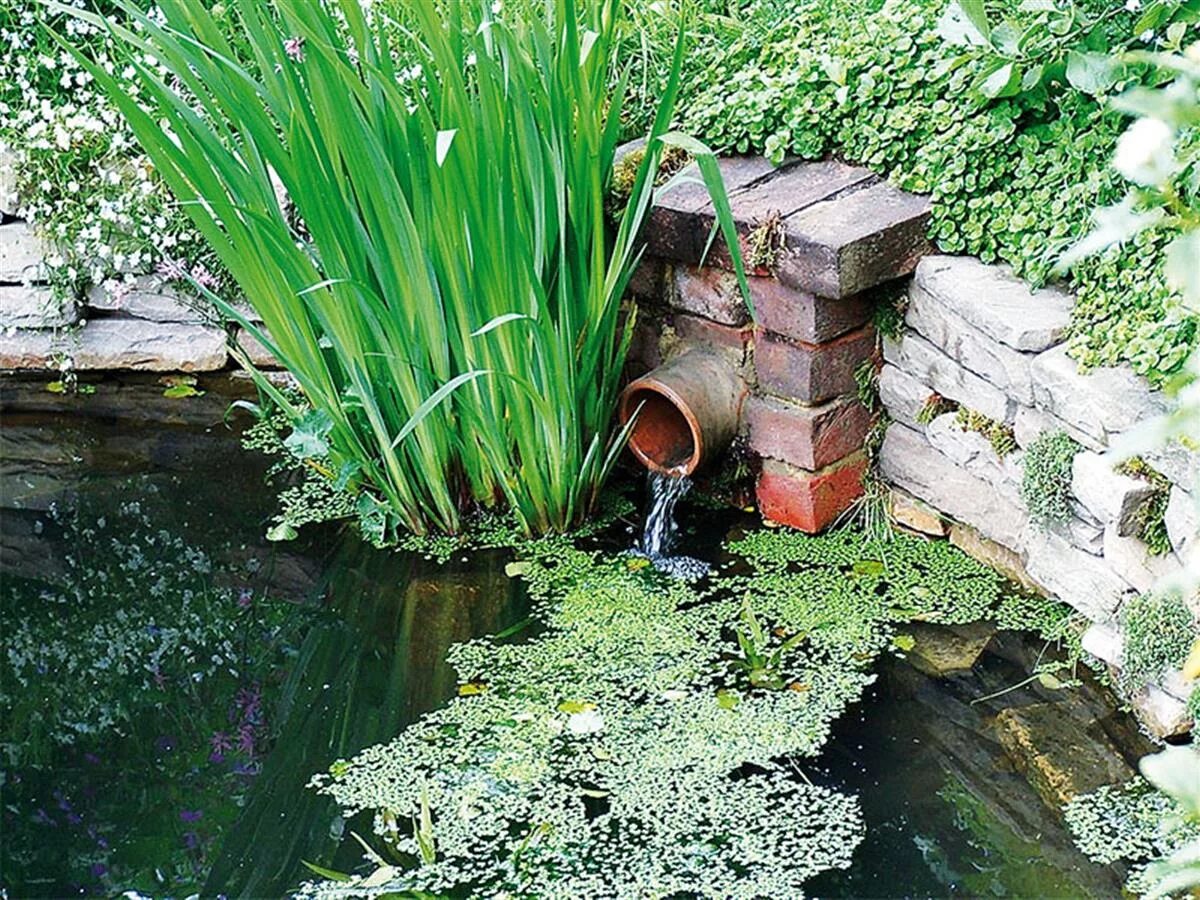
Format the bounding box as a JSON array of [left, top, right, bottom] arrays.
[[0, 375, 1136, 898]]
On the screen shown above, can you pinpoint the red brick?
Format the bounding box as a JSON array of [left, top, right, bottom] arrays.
[[779, 181, 933, 298], [627, 257, 667, 301], [673, 312, 752, 358], [755, 324, 875, 405], [645, 156, 780, 263], [753, 279, 872, 344], [672, 265, 750, 326], [745, 393, 871, 470], [625, 309, 663, 377], [755, 453, 867, 533]]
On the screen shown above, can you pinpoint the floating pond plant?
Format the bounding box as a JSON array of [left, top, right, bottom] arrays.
[[305, 526, 1082, 896]]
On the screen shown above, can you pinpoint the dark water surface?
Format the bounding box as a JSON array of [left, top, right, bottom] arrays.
[[1, 375, 1133, 898]]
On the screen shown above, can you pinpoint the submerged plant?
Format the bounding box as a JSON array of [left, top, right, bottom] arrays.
[[68, 0, 749, 538]]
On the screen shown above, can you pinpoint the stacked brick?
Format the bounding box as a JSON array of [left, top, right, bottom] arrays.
[[626, 154, 932, 532]]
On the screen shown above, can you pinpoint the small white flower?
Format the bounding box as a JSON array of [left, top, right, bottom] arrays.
[[1113, 117, 1177, 186], [566, 709, 604, 735], [1124, 0, 1140, 10]]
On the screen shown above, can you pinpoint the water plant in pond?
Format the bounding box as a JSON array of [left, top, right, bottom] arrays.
[[1066, 745, 1200, 898], [70, 0, 750, 539], [304, 526, 1081, 896]]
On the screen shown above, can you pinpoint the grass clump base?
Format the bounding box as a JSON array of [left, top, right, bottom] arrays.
[[304, 526, 1081, 896]]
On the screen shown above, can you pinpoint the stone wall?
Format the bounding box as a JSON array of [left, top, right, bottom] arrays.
[[877, 255, 1197, 739], [626, 152, 1196, 740], [0, 186, 276, 375]]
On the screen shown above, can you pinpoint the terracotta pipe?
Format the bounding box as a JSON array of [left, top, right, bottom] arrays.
[[618, 350, 745, 478]]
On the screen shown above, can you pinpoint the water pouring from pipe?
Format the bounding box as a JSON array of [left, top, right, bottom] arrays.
[[620, 350, 747, 579]]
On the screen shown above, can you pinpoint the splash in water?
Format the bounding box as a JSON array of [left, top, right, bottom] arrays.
[[634, 471, 710, 581]]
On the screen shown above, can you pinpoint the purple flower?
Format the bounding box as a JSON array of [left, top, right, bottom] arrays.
[[191, 264, 218, 291], [32, 807, 55, 826], [210, 731, 233, 753], [156, 257, 189, 281], [283, 36, 305, 62], [183, 830, 201, 850], [236, 723, 256, 755], [237, 588, 253, 609], [84, 753, 102, 766], [180, 809, 203, 823], [67, 812, 83, 826], [89, 862, 107, 879]]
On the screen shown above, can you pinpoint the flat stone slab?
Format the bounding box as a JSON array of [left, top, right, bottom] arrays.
[[904, 622, 995, 677], [1102, 523, 1181, 594], [906, 279, 1035, 404], [883, 332, 1015, 424], [0, 284, 76, 328], [877, 363, 930, 429], [1024, 530, 1129, 621], [0, 221, 45, 282], [645, 156, 932, 297], [914, 256, 1073, 352], [1165, 487, 1197, 557], [1031, 345, 1166, 445], [879, 423, 1026, 549], [890, 487, 948, 537], [0, 319, 227, 372], [1071, 451, 1155, 536], [925, 412, 1023, 496], [87, 275, 208, 323], [994, 702, 1133, 810], [1080, 622, 1123, 668], [949, 522, 1045, 595]]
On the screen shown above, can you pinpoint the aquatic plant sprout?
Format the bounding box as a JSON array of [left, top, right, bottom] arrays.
[[303, 527, 1079, 896], [60, 0, 750, 537]]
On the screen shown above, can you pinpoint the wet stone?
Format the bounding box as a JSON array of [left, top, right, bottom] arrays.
[[994, 702, 1134, 811], [904, 622, 995, 678]]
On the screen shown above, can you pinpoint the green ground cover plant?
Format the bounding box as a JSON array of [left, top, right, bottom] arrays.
[[67, 0, 747, 538], [675, 0, 1200, 385], [1020, 429, 1081, 528], [1120, 591, 1198, 694], [303, 525, 1082, 896]]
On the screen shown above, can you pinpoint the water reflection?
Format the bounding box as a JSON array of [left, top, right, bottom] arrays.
[[0, 377, 523, 898]]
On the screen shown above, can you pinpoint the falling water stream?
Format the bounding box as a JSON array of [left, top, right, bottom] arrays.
[[635, 471, 711, 580]]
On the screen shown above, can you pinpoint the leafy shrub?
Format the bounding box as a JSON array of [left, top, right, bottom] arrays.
[[1119, 591, 1197, 694], [1020, 430, 1081, 527], [677, 0, 1200, 385], [73, 0, 746, 538]]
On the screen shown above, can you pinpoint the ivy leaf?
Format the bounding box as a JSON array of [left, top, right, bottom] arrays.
[[893, 633, 916, 652], [1036, 671, 1066, 690], [267, 522, 298, 542], [284, 408, 334, 459], [937, 0, 991, 48], [1065, 51, 1118, 96], [976, 61, 1021, 99], [163, 383, 204, 398], [1165, 232, 1200, 311]]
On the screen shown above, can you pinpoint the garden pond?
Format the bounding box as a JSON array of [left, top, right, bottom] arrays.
[[0, 375, 1147, 898]]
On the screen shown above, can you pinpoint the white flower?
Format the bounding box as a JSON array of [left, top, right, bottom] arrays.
[[566, 709, 604, 735], [1124, 0, 1140, 9], [1113, 118, 1177, 186]]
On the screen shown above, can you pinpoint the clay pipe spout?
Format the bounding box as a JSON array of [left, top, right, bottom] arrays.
[[618, 350, 746, 478]]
